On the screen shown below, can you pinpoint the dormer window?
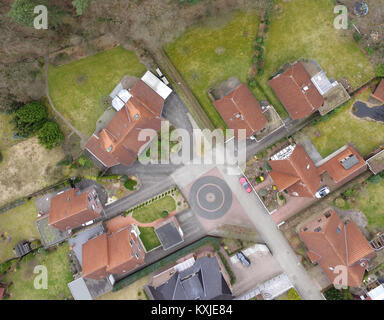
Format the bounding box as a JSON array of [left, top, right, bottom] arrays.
[[133, 114, 140, 120], [107, 145, 112, 152], [336, 226, 341, 234]]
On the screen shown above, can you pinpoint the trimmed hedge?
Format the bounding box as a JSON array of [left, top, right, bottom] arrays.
[[217, 251, 236, 285]]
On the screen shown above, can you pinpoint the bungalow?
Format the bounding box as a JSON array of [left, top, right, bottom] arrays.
[[48, 187, 104, 232], [372, 79, 384, 104], [213, 83, 267, 139], [81, 224, 145, 280], [85, 71, 172, 168], [299, 209, 375, 288], [145, 256, 233, 300], [269, 60, 345, 119]]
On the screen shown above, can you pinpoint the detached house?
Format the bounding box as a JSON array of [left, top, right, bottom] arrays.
[[213, 83, 267, 139], [299, 209, 375, 287], [372, 79, 384, 103], [268, 144, 321, 198], [81, 224, 145, 280], [85, 71, 172, 168], [48, 188, 103, 232]]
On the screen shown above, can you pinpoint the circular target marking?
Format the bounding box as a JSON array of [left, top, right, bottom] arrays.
[[189, 176, 232, 220]]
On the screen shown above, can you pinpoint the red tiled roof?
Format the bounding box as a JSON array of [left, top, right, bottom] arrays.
[[0, 287, 5, 300], [85, 79, 164, 167], [213, 83, 267, 139], [268, 144, 321, 198], [269, 61, 324, 120], [299, 209, 375, 287], [48, 188, 102, 231], [372, 79, 384, 103], [81, 225, 145, 280], [318, 144, 367, 183]]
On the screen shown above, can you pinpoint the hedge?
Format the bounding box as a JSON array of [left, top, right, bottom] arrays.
[[217, 252, 236, 285]]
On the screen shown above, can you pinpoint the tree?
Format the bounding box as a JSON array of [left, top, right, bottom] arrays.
[[8, 0, 37, 27], [37, 121, 64, 149], [0, 150, 3, 163], [72, 0, 90, 16], [160, 210, 169, 219], [77, 155, 93, 168], [376, 64, 384, 77], [14, 101, 47, 137]]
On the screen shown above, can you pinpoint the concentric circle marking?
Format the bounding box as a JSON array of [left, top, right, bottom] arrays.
[[189, 176, 232, 220]]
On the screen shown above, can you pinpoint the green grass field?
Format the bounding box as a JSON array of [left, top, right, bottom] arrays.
[[138, 227, 161, 251], [3, 243, 73, 300], [48, 46, 146, 136], [296, 89, 384, 157], [0, 200, 40, 263], [258, 0, 375, 117], [132, 196, 176, 223], [165, 11, 260, 128]]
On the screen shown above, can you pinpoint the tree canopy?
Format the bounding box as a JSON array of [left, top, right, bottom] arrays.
[[72, 0, 90, 16], [14, 101, 48, 137], [37, 121, 64, 149]]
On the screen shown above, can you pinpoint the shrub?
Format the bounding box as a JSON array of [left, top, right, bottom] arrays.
[[259, 188, 267, 196], [287, 288, 301, 300], [366, 47, 374, 56], [368, 175, 382, 184], [8, 0, 36, 26], [72, 0, 89, 15], [218, 252, 236, 285], [124, 179, 137, 190], [353, 32, 362, 43], [38, 121, 64, 149], [14, 101, 48, 137], [247, 77, 257, 89], [376, 64, 384, 77], [278, 194, 284, 201], [160, 210, 169, 219], [77, 155, 93, 168], [265, 162, 272, 171], [0, 150, 3, 163]]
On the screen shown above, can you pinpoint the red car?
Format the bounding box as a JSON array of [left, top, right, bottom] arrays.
[[240, 177, 252, 193]]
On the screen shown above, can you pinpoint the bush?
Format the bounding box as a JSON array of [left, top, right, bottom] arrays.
[[72, 0, 89, 15], [287, 288, 301, 300], [0, 151, 3, 163], [37, 121, 64, 149], [247, 77, 257, 89], [124, 179, 137, 190], [8, 0, 37, 26], [77, 155, 93, 168], [324, 287, 353, 300], [376, 64, 384, 77], [218, 252, 236, 285], [368, 175, 382, 184], [259, 188, 267, 196], [160, 210, 169, 219], [14, 101, 48, 137], [265, 162, 272, 171], [366, 47, 374, 56], [353, 32, 362, 43]]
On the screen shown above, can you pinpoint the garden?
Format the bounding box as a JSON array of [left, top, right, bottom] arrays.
[[48, 46, 147, 136], [1, 243, 73, 300], [0, 200, 40, 263], [295, 89, 384, 158], [256, 0, 375, 119], [165, 11, 260, 128]]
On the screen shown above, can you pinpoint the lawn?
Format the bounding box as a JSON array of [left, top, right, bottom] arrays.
[[295, 88, 384, 157], [2, 243, 73, 300], [97, 275, 150, 300], [257, 0, 375, 118], [132, 195, 176, 223], [165, 11, 260, 128], [48, 46, 147, 136], [138, 227, 161, 252], [0, 200, 40, 263], [275, 288, 301, 300]]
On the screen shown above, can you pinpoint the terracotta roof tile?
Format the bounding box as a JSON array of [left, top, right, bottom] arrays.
[[85, 79, 164, 167], [372, 79, 384, 103], [299, 209, 375, 287], [82, 233, 108, 279], [269, 61, 324, 120], [213, 83, 267, 139]]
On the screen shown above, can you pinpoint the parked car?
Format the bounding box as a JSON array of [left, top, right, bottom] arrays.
[[315, 186, 330, 199], [239, 177, 252, 193], [236, 251, 251, 267]]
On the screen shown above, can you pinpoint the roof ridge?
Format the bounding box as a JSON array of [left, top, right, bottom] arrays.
[[323, 215, 347, 266]]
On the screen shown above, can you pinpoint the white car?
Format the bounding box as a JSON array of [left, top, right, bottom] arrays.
[[315, 186, 330, 199]]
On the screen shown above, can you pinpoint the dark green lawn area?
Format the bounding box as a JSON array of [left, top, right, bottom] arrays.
[[2, 243, 73, 300], [132, 195, 176, 223], [138, 227, 161, 252], [257, 0, 375, 118], [48, 46, 146, 136], [165, 11, 260, 128], [0, 200, 40, 263], [295, 88, 384, 157]]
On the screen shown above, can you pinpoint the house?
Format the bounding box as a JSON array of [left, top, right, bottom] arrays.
[[48, 188, 103, 232], [268, 144, 321, 198], [145, 256, 233, 300], [361, 283, 384, 300], [86, 71, 172, 168], [299, 209, 375, 288], [372, 79, 384, 103], [213, 83, 267, 139], [317, 144, 367, 184], [269, 61, 324, 120], [81, 224, 145, 280]]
